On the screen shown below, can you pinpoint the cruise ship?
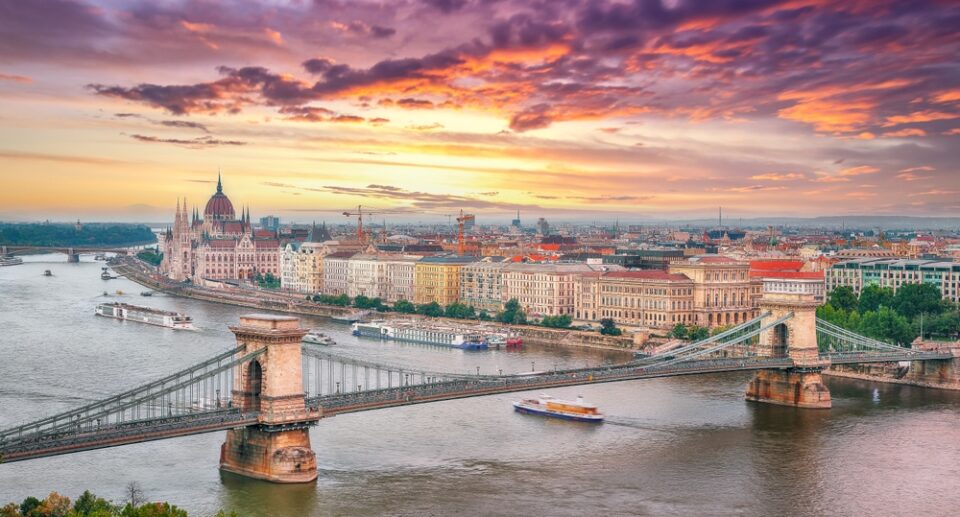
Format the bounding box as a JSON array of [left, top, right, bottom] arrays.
[[513, 394, 604, 423], [0, 256, 23, 267], [352, 320, 489, 350], [95, 302, 194, 330]]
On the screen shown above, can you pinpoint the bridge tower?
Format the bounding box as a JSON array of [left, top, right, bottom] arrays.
[[220, 315, 321, 483], [66, 247, 80, 263], [745, 277, 832, 408]]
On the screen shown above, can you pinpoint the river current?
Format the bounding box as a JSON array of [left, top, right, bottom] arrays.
[[1, 256, 958, 516]]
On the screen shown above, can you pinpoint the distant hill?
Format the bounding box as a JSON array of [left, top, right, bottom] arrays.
[[0, 222, 157, 247], [666, 216, 960, 231]]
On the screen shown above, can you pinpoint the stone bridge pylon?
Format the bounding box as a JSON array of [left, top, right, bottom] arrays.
[[220, 315, 321, 482], [745, 278, 832, 409]]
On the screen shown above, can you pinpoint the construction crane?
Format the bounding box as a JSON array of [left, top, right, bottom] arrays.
[[342, 205, 406, 243], [455, 209, 475, 255]]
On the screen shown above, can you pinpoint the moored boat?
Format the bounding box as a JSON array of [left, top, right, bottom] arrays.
[[303, 329, 336, 345], [513, 394, 604, 423], [352, 320, 489, 350], [0, 256, 23, 267], [140, 291, 153, 296], [95, 302, 194, 330], [43, 270, 53, 276]]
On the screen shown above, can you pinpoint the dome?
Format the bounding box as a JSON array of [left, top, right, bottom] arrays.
[[204, 174, 236, 221]]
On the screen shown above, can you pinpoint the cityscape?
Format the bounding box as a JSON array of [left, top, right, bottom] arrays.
[[1, 1, 959, 516]]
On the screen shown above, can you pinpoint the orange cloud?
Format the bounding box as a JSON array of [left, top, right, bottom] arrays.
[[932, 90, 960, 103], [882, 127, 926, 138], [750, 172, 805, 181], [839, 165, 879, 176], [883, 111, 960, 126]]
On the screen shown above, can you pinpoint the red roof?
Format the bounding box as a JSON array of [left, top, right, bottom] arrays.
[[750, 259, 805, 271], [604, 271, 691, 282], [758, 271, 824, 280], [254, 239, 279, 249], [206, 239, 236, 249]]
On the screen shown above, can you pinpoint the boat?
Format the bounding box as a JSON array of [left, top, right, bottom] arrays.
[[100, 267, 116, 280], [487, 331, 523, 348], [43, 270, 53, 277], [352, 320, 489, 350], [140, 291, 153, 297], [0, 256, 23, 267], [513, 394, 604, 423], [95, 302, 194, 330], [115, 289, 124, 295], [94, 254, 106, 261], [332, 310, 370, 323], [302, 330, 336, 346]]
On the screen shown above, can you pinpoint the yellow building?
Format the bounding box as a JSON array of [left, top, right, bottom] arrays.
[[413, 256, 476, 306]]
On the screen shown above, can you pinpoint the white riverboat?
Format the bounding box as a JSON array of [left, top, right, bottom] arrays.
[[0, 256, 23, 267], [95, 302, 194, 330], [352, 320, 488, 350], [302, 330, 336, 346]]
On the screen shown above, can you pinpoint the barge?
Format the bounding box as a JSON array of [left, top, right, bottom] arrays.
[[95, 302, 194, 330], [352, 320, 488, 350]]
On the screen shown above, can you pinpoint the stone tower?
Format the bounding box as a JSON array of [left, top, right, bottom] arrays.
[[220, 315, 321, 483], [745, 277, 832, 409]]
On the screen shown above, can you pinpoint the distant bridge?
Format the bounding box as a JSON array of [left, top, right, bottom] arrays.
[[1, 245, 143, 262]]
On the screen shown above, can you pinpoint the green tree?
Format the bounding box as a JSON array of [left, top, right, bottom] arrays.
[[688, 325, 709, 341], [71, 491, 115, 517], [478, 310, 492, 321], [827, 286, 858, 312], [859, 307, 915, 345], [393, 299, 416, 314], [417, 302, 444, 317], [444, 302, 477, 319], [669, 323, 688, 339], [599, 318, 622, 336], [20, 498, 41, 517], [858, 285, 894, 313], [540, 314, 572, 328], [119, 502, 187, 517], [892, 283, 944, 319], [1, 503, 19, 517], [496, 299, 527, 325]]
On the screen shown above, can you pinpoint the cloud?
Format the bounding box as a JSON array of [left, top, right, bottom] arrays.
[[0, 73, 31, 83], [896, 166, 935, 181], [128, 134, 246, 147], [750, 172, 805, 181], [406, 123, 445, 131], [839, 165, 880, 177], [718, 185, 788, 193]]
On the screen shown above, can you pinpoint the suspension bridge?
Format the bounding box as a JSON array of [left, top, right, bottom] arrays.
[[0, 279, 956, 482]]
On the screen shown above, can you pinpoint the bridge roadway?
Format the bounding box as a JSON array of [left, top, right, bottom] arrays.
[[3, 350, 949, 463]]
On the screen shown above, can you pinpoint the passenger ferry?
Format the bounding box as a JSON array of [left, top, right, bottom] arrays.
[[0, 256, 23, 267], [303, 329, 336, 346], [352, 320, 489, 350], [513, 394, 604, 423], [95, 302, 194, 330]]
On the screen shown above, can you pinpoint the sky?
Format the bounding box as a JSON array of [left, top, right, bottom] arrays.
[[0, 0, 958, 223]]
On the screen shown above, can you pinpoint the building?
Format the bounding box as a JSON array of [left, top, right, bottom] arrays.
[[381, 255, 420, 303], [586, 271, 695, 328], [161, 175, 280, 283], [413, 255, 477, 306], [826, 258, 960, 303], [279, 223, 330, 294], [604, 248, 686, 270], [669, 255, 755, 327], [322, 251, 356, 295], [536, 217, 550, 235], [502, 263, 617, 317], [259, 215, 280, 231], [459, 259, 509, 312]]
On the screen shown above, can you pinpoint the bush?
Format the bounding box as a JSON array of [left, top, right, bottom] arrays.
[[599, 318, 622, 336], [540, 314, 572, 328]]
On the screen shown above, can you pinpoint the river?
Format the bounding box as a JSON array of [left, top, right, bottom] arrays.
[[1, 256, 958, 516]]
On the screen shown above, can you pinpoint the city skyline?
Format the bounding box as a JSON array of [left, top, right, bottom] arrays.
[[2, 0, 959, 221]]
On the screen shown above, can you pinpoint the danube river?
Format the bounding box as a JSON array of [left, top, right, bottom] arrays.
[[1, 256, 959, 516]]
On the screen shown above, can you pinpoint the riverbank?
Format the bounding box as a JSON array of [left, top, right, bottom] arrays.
[[112, 257, 639, 352], [824, 363, 960, 391]]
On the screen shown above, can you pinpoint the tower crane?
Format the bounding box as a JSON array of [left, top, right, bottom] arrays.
[[342, 205, 405, 243], [455, 209, 475, 255]]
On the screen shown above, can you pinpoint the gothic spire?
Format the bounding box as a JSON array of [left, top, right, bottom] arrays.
[[217, 169, 223, 193]]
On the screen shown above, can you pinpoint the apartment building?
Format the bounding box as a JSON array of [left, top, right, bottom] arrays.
[[502, 263, 618, 317], [826, 258, 960, 303], [459, 260, 509, 312], [669, 255, 756, 327], [413, 255, 477, 306]]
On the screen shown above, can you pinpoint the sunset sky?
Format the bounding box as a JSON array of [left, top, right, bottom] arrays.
[[1, 0, 958, 223]]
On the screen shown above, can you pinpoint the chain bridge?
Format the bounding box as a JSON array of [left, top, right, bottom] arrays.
[[1, 280, 957, 483]]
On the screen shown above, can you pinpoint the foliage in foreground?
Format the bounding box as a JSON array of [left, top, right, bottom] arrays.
[[0, 488, 237, 517]]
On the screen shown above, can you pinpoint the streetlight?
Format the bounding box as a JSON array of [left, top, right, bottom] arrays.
[[476, 366, 480, 376], [531, 361, 535, 372], [335, 381, 340, 394]]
